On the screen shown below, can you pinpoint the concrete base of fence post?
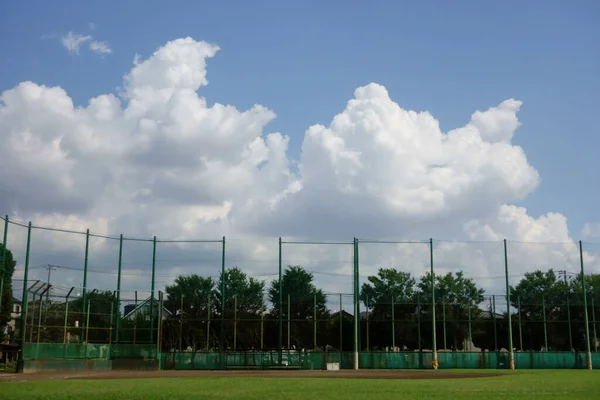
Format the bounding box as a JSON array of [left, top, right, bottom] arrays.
[[354, 351, 358, 370], [586, 351, 593, 370], [432, 352, 438, 370], [509, 352, 515, 370]]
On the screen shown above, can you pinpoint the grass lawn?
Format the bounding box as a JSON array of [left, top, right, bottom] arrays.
[[2, 371, 598, 399]]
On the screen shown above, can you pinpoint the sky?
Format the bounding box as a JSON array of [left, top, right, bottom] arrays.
[[1, 1, 599, 302]]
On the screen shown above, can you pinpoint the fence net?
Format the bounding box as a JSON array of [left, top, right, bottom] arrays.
[[2, 217, 599, 370]]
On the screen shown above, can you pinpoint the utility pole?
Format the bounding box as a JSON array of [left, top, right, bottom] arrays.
[[45, 264, 58, 303]]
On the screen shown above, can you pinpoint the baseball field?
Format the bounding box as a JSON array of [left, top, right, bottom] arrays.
[[1, 370, 598, 399]]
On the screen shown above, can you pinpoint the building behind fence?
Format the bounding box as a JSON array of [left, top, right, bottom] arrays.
[[0, 216, 599, 372]]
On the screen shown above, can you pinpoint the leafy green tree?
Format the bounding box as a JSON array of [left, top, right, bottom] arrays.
[[510, 269, 569, 350], [0, 243, 17, 334], [268, 266, 328, 349], [418, 271, 484, 350], [360, 269, 416, 349], [164, 274, 216, 351], [216, 267, 265, 349]]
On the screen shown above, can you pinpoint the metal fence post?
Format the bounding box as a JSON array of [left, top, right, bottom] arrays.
[[206, 295, 211, 350], [158, 291, 163, 369], [504, 239, 515, 369], [0, 216, 8, 316], [391, 293, 396, 349], [63, 287, 74, 343], [354, 237, 359, 370], [493, 295, 498, 351], [518, 296, 523, 351], [150, 236, 156, 343], [220, 236, 226, 368], [20, 222, 32, 347], [591, 295, 598, 353], [287, 293, 291, 349], [81, 229, 90, 341], [278, 237, 282, 364], [579, 241, 592, 370], [115, 234, 123, 343], [430, 238, 438, 369], [234, 294, 238, 350], [542, 296, 548, 351], [313, 293, 317, 349], [442, 297, 446, 350]]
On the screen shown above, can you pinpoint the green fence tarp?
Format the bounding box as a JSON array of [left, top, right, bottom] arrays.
[[23, 343, 157, 360]]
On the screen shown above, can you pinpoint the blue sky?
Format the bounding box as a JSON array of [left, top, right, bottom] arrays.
[[1, 0, 599, 239]]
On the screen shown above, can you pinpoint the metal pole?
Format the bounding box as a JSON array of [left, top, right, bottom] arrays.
[[467, 306, 472, 351], [591, 295, 598, 353], [179, 294, 183, 352], [566, 286, 573, 351], [366, 295, 370, 351], [109, 297, 114, 345], [45, 265, 57, 303], [82, 229, 90, 330], [206, 295, 211, 351], [20, 222, 32, 345], [0, 216, 8, 316], [417, 292, 422, 352], [64, 287, 73, 344], [234, 294, 237, 349], [313, 293, 317, 349], [391, 293, 395, 349], [158, 292, 164, 369], [261, 295, 264, 350], [220, 237, 225, 356], [579, 241, 592, 370], [29, 285, 42, 343], [339, 293, 343, 355], [150, 236, 156, 343], [518, 296, 523, 351], [278, 237, 282, 363], [354, 238, 359, 369], [115, 234, 123, 343], [504, 239, 514, 369], [493, 295, 498, 351], [430, 238, 438, 369], [542, 296, 548, 351], [134, 291, 137, 345], [85, 300, 91, 344], [37, 287, 50, 343], [442, 297, 446, 350], [287, 293, 291, 350]]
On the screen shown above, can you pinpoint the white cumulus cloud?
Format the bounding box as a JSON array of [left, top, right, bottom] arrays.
[[89, 40, 112, 55], [56, 30, 111, 56], [61, 31, 92, 54], [1, 37, 597, 299]]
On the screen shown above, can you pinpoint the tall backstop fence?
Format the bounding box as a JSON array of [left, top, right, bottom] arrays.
[[0, 216, 599, 373]]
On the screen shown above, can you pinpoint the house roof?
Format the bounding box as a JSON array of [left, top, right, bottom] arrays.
[[123, 297, 172, 319]]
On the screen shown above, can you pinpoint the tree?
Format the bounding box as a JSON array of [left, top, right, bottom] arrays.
[[216, 267, 265, 349], [164, 274, 216, 351], [0, 243, 17, 334], [41, 290, 116, 343], [510, 269, 568, 350], [418, 271, 484, 351], [268, 266, 328, 349], [360, 268, 416, 349]]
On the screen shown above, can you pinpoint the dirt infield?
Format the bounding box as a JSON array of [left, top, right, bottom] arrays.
[[1, 369, 508, 382]]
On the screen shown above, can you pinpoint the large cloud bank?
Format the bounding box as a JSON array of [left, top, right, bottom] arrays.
[[1, 38, 597, 299]]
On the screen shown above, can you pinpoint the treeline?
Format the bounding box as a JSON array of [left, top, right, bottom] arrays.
[[18, 266, 600, 353]]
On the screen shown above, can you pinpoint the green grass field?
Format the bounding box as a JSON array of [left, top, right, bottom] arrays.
[[2, 371, 598, 399]]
